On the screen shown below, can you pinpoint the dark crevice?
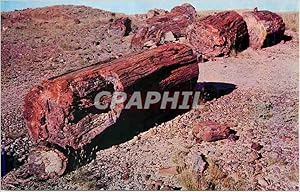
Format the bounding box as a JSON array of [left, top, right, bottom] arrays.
[[262, 32, 284, 48], [1, 149, 24, 177]]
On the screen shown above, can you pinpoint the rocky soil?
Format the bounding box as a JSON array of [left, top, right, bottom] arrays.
[[1, 5, 299, 190]]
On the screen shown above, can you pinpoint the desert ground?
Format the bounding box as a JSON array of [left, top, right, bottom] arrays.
[[1, 5, 299, 190]]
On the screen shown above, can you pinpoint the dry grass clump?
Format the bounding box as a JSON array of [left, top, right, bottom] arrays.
[[175, 155, 247, 190], [177, 170, 200, 190], [68, 169, 97, 190], [278, 12, 299, 32]]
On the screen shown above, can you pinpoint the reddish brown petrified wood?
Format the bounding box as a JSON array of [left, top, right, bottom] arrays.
[[131, 4, 196, 48], [108, 17, 132, 37], [242, 11, 285, 49], [186, 11, 249, 59], [23, 43, 198, 149], [26, 146, 68, 180]]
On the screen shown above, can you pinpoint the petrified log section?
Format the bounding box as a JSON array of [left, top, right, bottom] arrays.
[[147, 8, 168, 19], [242, 11, 285, 49], [131, 4, 196, 48], [26, 146, 68, 179], [23, 43, 198, 149], [186, 11, 249, 59], [108, 17, 132, 37]]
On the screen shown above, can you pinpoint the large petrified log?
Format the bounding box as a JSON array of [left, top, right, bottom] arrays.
[[23, 43, 198, 149], [186, 11, 249, 59], [242, 10, 285, 49], [131, 4, 196, 49]]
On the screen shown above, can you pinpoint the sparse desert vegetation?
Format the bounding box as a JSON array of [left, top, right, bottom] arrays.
[[279, 12, 299, 32]]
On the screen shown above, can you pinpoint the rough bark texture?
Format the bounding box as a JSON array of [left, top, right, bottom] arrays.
[[186, 11, 249, 59], [242, 11, 285, 49], [23, 43, 198, 149], [131, 4, 196, 49]]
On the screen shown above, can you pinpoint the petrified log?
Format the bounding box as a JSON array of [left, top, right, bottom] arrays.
[[108, 17, 132, 37], [26, 146, 68, 180], [131, 4, 196, 48], [2, 145, 68, 182], [242, 11, 285, 49], [147, 8, 168, 19], [186, 11, 249, 59], [23, 43, 198, 149]]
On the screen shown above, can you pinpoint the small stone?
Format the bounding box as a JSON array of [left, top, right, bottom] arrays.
[[74, 19, 81, 24], [191, 154, 207, 173], [228, 134, 239, 141], [192, 121, 231, 142], [251, 142, 263, 151], [160, 185, 172, 190], [178, 37, 188, 43], [164, 31, 176, 42], [158, 166, 179, 176], [144, 174, 151, 181], [154, 180, 163, 190], [144, 40, 156, 47], [248, 151, 261, 163], [257, 175, 269, 186], [121, 172, 130, 180], [129, 136, 139, 144], [146, 183, 155, 190]]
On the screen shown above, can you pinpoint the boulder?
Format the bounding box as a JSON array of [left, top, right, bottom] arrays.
[[192, 121, 231, 142]]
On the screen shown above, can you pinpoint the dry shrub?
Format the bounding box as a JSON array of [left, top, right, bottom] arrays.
[[176, 157, 247, 190], [69, 169, 97, 190], [177, 170, 200, 190], [279, 12, 299, 32]]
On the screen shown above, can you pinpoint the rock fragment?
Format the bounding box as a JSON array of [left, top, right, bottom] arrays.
[[158, 166, 179, 176], [26, 146, 67, 180], [251, 142, 263, 151], [192, 121, 231, 142], [109, 17, 131, 36], [191, 154, 207, 174]]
